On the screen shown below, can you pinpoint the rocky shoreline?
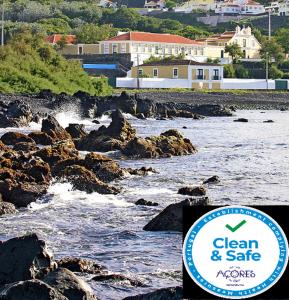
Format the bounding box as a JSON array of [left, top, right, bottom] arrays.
[[1, 90, 278, 299]]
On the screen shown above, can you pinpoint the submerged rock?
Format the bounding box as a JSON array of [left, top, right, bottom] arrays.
[[123, 129, 196, 158], [203, 175, 220, 184], [143, 198, 209, 232], [57, 258, 106, 275], [123, 286, 182, 300], [92, 274, 145, 287], [0, 234, 55, 285], [43, 268, 97, 300], [135, 199, 158, 206], [234, 118, 248, 123], [0, 279, 68, 300], [263, 119, 274, 123], [191, 104, 232, 117], [178, 186, 206, 196]]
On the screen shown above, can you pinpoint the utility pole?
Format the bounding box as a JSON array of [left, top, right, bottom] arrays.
[[268, 8, 271, 40], [266, 52, 269, 90], [136, 53, 140, 89], [1, 0, 4, 47]]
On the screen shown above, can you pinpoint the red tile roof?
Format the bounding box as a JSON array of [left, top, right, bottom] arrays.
[[45, 34, 76, 45], [105, 32, 200, 45]]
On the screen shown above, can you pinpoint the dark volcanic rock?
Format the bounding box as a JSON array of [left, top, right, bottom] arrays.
[[29, 132, 54, 145], [0, 201, 17, 216], [92, 274, 145, 287], [77, 110, 136, 152], [263, 119, 274, 123], [203, 175, 220, 184], [190, 104, 232, 117], [41, 116, 71, 142], [123, 129, 197, 158], [143, 198, 209, 232], [0, 279, 68, 300], [0, 100, 34, 128], [178, 186, 207, 196], [57, 258, 106, 275], [123, 286, 182, 300], [13, 142, 39, 152], [63, 165, 120, 194], [0, 180, 49, 207], [0, 234, 55, 285], [1, 132, 34, 146], [234, 118, 248, 123], [43, 268, 97, 300], [65, 124, 87, 139], [135, 199, 158, 206]]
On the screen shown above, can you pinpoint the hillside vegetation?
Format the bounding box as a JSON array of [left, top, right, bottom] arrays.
[[0, 32, 112, 95]]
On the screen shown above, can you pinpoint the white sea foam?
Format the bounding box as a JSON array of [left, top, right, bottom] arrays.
[[55, 111, 93, 128], [29, 182, 132, 211]]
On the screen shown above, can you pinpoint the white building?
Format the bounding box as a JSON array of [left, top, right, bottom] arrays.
[[279, 0, 289, 15], [100, 32, 207, 66], [174, 0, 216, 12], [215, 0, 266, 15], [97, 0, 117, 8], [144, 0, 166, 9]]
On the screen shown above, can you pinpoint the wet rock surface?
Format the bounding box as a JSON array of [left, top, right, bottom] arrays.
[[122, 286, 182, 300], [143, 198, 209, 232], [234, 118, 248, 123], [135, 199, 158, 206], [178, 186, 207, 196], [203, 175, 220, 184], [0, 201, 17, 216], [123, 129, 197, 158]]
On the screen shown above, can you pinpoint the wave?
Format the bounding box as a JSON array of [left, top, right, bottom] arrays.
[[55, 111, 94, 128], [29, 182, 132, 211]]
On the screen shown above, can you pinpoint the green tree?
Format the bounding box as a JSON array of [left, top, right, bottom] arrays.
[[225, 43, 244, 63], [74, 24, 117, 43], [180, 25, 209, 40], [224, 64, 236, 78], [165, 0, 177, 10], [275, 28, 289, 54], [269, 65, 284, 79], [260, 38, 285, 64]]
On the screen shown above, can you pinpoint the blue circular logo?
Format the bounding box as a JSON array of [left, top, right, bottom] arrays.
[[183, 206, 288, 299]]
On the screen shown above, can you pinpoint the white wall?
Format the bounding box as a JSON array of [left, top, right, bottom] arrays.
[[116, 78, 190, 89], [221, 79, 275, 90]]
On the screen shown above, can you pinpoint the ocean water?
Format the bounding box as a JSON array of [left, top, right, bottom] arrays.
[[1, 110, 289, 299]]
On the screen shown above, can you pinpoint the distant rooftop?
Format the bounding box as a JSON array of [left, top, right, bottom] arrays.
[[105, 32, 201, 45], [139, 59, 220, 67], [45, 34, 76, 45]]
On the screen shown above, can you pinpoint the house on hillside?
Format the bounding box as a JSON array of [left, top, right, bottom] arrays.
[[45, 34, 77, 45], [196, 26, 261, 61], [279, 0, 289, 15], [117, 59, 224, 89], [99, 31, 207, 65], [215, 0, 266, 15], [97, 0, 117, 8], [174, 0, 216, 12], [144, 0, 166, 9]]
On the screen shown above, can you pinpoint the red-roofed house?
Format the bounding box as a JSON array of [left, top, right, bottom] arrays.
[[99, 31, 206, 65], [45, 34, 77, 45], [215, 0, 265, 14]]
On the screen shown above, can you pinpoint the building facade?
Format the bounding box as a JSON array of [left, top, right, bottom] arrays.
[[215, 0, 266, 15], [144, 0, 166, 9], [99, 32, 207, 65], [279, 0, 289, 15], [196, 26, 261, 62], [174, 0, 216, 12], [130, 60, 224, 89]]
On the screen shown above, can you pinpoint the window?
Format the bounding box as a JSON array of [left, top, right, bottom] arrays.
[[78, 46, 83, 55], [168, 47, 172, 55], [173, 68, 178, 78], [104, 43, 109, 54], [243, 39, 247, 47], [148, 45, 152, 53], [213, 69, 219, 80], [153, 68, 158, 78], [155, 46, 159, 54], [197, 69, 204, 79], [121, 43, 126, 53], [138, 69, 143, 77], [112, 44, 118, 54]]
